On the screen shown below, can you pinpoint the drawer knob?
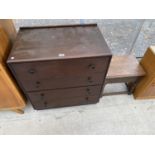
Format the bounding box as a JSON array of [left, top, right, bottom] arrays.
[[44, 101, 48, 107], [28, 68, 36, 74], [40, 93, 45, 99], [40, 93, 44, 97], [85, 97, 89, 101], [86, 88, 91, 94], [88, 77, 93, 83], [36, 81, 40, 84], [36, 81, 41, 88], [88, 64, 95, 69]]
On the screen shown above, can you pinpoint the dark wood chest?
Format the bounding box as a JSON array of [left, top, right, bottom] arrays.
[[7, 24, 112, 110]]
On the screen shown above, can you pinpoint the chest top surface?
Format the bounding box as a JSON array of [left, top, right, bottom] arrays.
[[7, 24, 111, 63]]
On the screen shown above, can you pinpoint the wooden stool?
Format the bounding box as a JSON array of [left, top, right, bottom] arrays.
[[103, 55, 146, 96], [0, 21, 26, 114], [134, 46, 155, 99]]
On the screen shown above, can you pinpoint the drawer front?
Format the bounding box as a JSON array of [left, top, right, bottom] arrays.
[[28, 85, 101, 110], [16, 72, 104, 91], [28, 85, 101, 101], [31, 96, 99, 110], [9, 57, 110, 91], [11, 57, 109, 76]]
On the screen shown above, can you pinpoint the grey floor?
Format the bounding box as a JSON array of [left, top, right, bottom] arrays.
[[1, 19, 155, 134]]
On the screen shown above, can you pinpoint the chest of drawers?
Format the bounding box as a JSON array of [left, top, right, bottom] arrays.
[[7, 24, 112, 110]]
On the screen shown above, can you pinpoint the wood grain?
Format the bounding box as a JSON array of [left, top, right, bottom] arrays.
[[0, 62, 25, 109], [107, 55, 145, 79], [0, 26, 26, 113], [7, 24, 112, 110], [104, 55, 146, 95], [134, 46, 155, 99], [0, 27, 10, 61], [28, 85, 101, 109], [0, 19, 16, 45], [7, 24, 111, 63], [9, 57, 109, 91]]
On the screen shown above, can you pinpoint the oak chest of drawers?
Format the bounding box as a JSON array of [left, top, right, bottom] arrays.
[[7, 24, 112, 110]]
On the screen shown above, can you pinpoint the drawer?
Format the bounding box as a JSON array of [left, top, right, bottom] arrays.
[[28, 85, 101, 101], [28, 86, 100, 110], [33, 96, 99, 110], [30, 95, 99, 110], [9, 57, 110, 91], [17, 72, 104, 91], [10, 57, 109, 76], [9, 57, 109, 91]]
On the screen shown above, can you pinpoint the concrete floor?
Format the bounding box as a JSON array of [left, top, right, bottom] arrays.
[[1, 19, 155, 134], [1, 95, 155, 134]]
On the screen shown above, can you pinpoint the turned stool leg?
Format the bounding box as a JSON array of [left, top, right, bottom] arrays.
[[12, 109, 24, 114], [126, 81, 137, 95], [126, 82, 135, 95]]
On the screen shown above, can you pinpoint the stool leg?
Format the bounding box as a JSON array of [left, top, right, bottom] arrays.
[[126, 82, 134, 95], [126, 82, 137, 95]]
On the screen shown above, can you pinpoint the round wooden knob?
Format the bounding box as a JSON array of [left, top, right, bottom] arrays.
[[88, 77, 93, 83], [40, 93, 44, 97], [36, 81, 40, 85], [86, 88, 91, 94], [88, 64, 95, 69], [85, 97, 89, 101], [36, 81, 41, 88], [40, 93, 45, 99], [44, 101, 48, 107], [28, 68, 36, 74]]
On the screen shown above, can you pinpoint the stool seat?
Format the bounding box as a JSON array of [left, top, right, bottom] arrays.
[[103, 55, 146, 96], [106, 55, 145, 82]]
